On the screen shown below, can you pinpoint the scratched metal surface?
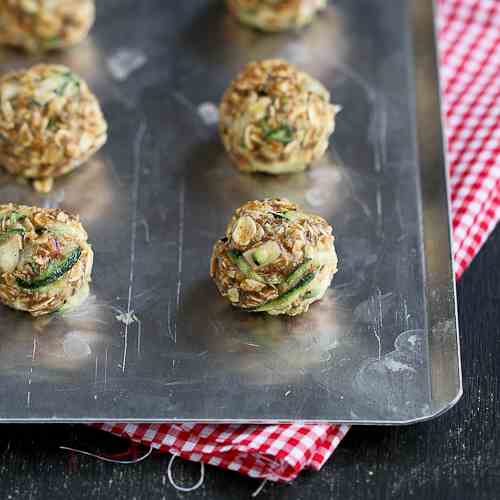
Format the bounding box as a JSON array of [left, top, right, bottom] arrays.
[[0, 0, 460, 423]]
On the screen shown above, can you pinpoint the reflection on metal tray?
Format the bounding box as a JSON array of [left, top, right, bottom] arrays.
[[0, 0, 461, 423]]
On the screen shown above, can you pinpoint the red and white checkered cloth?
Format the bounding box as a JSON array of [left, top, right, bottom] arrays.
[[92, 0, 500, 483], [439, 0, 500, 278], [93, 422, 349, 482]]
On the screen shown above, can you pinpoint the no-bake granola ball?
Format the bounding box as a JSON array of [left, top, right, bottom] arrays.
[[0, 203, 93, 316], [210, 198, 338, 316], [0, 0, 95, 52], [226, 0, 327, 32], [219, 59, 340, 175], [0, 64, 107, 192]]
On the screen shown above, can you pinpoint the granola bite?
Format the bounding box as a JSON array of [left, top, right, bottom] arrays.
[[0, 203, 93, 316], [227, 0, 327, 32], [219, 59, 340, 174], [0, 0, 95, 52], [210, 198, 338, 316], [0, 64, 107, 190]]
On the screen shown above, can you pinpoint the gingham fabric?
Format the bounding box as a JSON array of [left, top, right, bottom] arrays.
[[94, 422, 350, 482], [92, 0, 500, 483], [438, 0, 500, 278]]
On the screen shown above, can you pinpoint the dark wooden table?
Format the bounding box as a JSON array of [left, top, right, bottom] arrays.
[[0, 227, 498, 500]]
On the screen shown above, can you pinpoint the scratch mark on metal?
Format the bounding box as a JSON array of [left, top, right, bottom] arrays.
[[336, 64, 377, 101], [167, 299, 175, 369], [106, 157, 125, 187], [107, 48, 147, 82], [372, 103, 387, 174], [26, 334, 38, 408], [167, 300, 173, 340], [137, 317, 142, 358], [376, 188, 383, 235], [140, 217, 150, 243], [345, 173, 372, 218], [244, 342, 261, 348], [116, 310, 138, 325], [377, 104, 388, 169], [374, 288, 383, 360], [104, 348, 109, 386], [161, 380, 201, 387], [331, 151, 372, 220], [94, 355, 99, 384], [376, 189, 382, 218], [134, 286, 160, 304], [172, 91, 197, 113], [403, 299, 409, 331], [338, 65, 387, 231], [174, 178, 186, 344], [122, 121, 147, 373]]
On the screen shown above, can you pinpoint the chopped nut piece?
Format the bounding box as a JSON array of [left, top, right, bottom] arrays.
[[240, 279, 266, 292], [232, 215, 257, 247], [227, 288, 240, 303]]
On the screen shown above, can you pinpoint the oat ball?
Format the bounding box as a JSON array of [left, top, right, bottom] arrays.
[[0, 0, 95, 52], [0, 64, 107, 191], [210, 198, 338, 316], [0, 203, 93, 316], [227, 0, 327, 32], [219, 59, 340, 175]]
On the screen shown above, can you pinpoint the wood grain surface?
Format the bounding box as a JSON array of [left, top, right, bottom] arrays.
[[0, 226, 498, 500]]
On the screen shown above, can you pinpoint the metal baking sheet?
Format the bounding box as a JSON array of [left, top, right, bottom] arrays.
[[0, 0, 461, 423]]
